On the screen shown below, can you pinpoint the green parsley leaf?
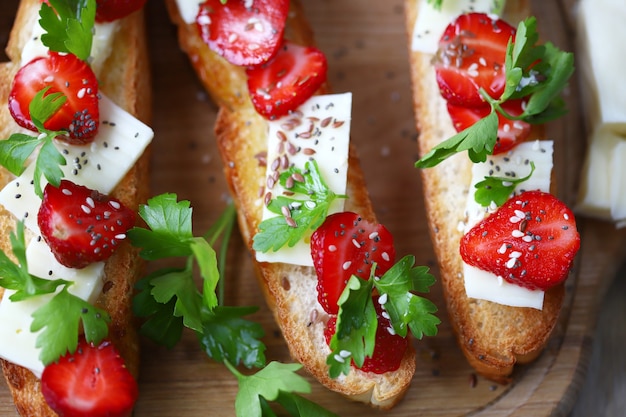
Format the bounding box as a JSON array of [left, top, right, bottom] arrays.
[[147, 265, 204, 333], [415, 110, 499, 168], [426, 0, 444, 10], [133, 273, 184, 349], [253, 160, 346, 253], [199, 306, 266, 369], [474, 161, 536, 207], [229, 361, 311, 417], [372, 256, 440, 339], [415, 15, 574, 169], [271, 391, 339, 417], [0, 222, 68, 302], [39, 0, 96, 61], [327, 276, 377, 378], [128, 193, 195, 260], [31, 286, 110, 365]]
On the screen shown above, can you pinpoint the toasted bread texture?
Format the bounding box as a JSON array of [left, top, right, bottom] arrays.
[[404, 0, 565, 383], [0, 0, 151, 415], [165, 0, 416, 408]]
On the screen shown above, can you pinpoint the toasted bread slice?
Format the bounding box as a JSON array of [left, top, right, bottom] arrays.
[[404, 0, 565, 383], [0, 0, 151, 414], [165, 0, 416, 408]]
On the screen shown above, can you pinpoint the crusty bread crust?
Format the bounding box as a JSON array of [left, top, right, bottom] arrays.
[[0, 0, 151, 415], [404, 0, 565, 383], [166, 0, 416, 408]]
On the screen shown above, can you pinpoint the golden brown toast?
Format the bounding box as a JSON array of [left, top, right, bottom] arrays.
[[165, 0, 416, 408], [404, 0, 565, 383], [0, 0, 151, 414]]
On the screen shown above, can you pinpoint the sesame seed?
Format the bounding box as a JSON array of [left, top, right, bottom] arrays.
[[369, 232, 379, 240], [339, 350, 352, 358], [328, 244, 337, 252], [352, 238, 361, 248], [81, 205, 91, 214], [109, 201, 121, 209], [342, 261, 352, 270], [378, 293, 388, 305], [333, 354, 345, 363], [511, 230, 524, 238], [381, 252, 390, 262], [506, 257, 517, 268]]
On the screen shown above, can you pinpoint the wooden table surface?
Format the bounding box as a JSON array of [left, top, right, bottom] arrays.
[[1, 0, 625, 416]]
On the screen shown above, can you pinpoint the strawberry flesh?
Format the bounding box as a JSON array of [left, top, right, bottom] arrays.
[[324, 295, 408, 374], [460, 190, 580, 290], [447, 98, 531, 154], [41, 339, 138, 417], [9, 52, 99, 145], [197, 0, 289, 67], [311, 212, 395, 315], [38, 180, 136, 269], [94, 0, 148, 22], [434, 12, 516, 107], [246, 41, 327, 119]]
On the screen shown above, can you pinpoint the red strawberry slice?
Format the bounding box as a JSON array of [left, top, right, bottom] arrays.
[[95, 0, 148, 22], [246, 41, 327, 119], [38, 180, 136, 269], [41, 339, 138, 417], [311, 212, 395, 315], [460, 190, 580, 291], [434, 12, 516, 107], [447, 98, 531, 154], [196, 0, 289, 67], [8, 52, 99, 145], [324, 295, 408, 374]]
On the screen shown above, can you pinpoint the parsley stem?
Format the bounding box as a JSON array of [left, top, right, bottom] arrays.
[[203, 203, 237, 306]]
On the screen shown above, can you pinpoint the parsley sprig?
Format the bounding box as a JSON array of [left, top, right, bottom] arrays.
[[129, 194, 338, 417], [0, 88, 68, 197], [327, 255, 440, 378], [415, 16, 574, 169], [0, 222, 110, 365], [253, 160, 346, 253]]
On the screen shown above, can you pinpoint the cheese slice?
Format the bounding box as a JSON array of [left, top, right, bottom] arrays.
[[462, 140, 554, 309], [255, 93, 352, 266], [0, 238, 105, 377]]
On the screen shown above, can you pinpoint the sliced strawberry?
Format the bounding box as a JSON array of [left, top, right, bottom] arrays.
[[95, 0, 148, 22], [246, 41, 327, 119], [434, 12, 516, 107], [8, 52, 99, 144], [196, 0, 289, 67], [311, 212, 395, 315], [38, 180, 136, 269], [460, 190, 580, 290], [324, 296, 408, 374], [447, 98, 531, 154], [41, 339, 138, 417]]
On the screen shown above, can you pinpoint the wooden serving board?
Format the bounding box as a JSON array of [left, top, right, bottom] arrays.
[[1, 0, 625, 416]]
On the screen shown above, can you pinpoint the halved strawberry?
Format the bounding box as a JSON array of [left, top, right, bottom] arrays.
[[41, 339, 138, 417], [95, 0, 148, 22], [447, 98, 531, 154], [246, 41, 327, 119], [460, 190, 580, 290], [434, 12, 516, 107], [311, 212, 395, 315], [196, 0, 289, 67], [324, 295, 408, 374], [38, 180, 136, 269], [8, 52, 99, 144]]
